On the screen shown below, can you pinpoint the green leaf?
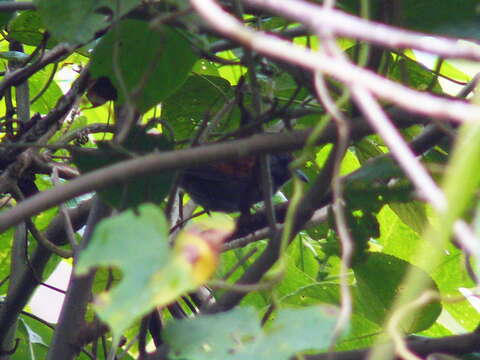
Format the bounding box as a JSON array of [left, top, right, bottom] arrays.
[[353, 253, 442, 333], [401, 0, 480, 40], [0, 0, 14, 27], [90, 20, 197, 113], [14, 317, 48, 360], [388, 201, 427, 235], [71, 127, 175, 209], [164, 306, 339, 360], [34, 0, 141, 44], [287, 236, 320, 279], [192, 59, 220, 77], [279, 283, 382, 350], [165, 307, 261, 360], [18, 317, 47, 346], [280, 282, 341, 307], [28, 65, 63, 114], [389, 56, 442, 93], [76, 205, 171, 338], [162, 74, 234, 141], [8, 10, 53, 47]]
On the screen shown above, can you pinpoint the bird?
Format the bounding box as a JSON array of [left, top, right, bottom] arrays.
[[179, 153, 307, 214]]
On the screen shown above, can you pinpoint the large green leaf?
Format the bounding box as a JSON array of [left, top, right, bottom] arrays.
[[353, 253, 442, 333], [388, 56, 442, 93], [90, 20, 197, 113], [34, 0, 141, 44], [162, 74, 234, 141], [165, 306, 338, 360], [76, 205, 171, 338], [8, 10, 53, 47], [279, 282, 384, 350], [378, 206, 479, 332], [27, 65, 63, 114], [388, 201, 427, 235]]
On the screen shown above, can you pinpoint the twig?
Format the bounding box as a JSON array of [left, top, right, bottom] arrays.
[[223, 206, 328, 251], [0, 66, 90, 164], [25, 218, 73, 258], [313, 72, 352, 350], [51, 168, 79, 256], [387, 290, 440, 360], [222, 247, 258, 280], [0, 43, 74, 100], [10, 183, 73, 258]]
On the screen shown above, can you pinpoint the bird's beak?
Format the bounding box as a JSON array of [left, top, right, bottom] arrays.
[[294, 169, 309, 183]]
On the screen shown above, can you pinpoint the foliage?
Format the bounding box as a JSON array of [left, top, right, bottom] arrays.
[[0, 1, 479, 360]]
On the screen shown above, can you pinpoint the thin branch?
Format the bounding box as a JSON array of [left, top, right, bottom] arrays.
[[223, 206, 328, 251], [25, 218, 73, 259], [0, 43, 74, 100], [351, 88, 447, 210], [313, 71, 352, 349], [0, 66, 90, 164]]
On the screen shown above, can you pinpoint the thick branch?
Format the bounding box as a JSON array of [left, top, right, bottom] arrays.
[[0, 111, 426, 232], [0, 200, 92, 343], [46, 198, 110, 360], [306, 331, 480, 360]]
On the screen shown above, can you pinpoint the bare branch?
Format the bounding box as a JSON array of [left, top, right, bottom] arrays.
[[190, 0, 480, 123]]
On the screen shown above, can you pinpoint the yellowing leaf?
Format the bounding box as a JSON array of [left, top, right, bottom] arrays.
[[76, 205, 234, 339], [174, 215, 235, 285]]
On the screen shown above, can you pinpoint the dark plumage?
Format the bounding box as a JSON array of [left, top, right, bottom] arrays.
[[179, 153, 306, 213]]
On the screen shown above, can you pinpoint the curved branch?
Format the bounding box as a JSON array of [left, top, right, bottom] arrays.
[[190, 0, 480, 123], [0, 110, 426, 232]]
